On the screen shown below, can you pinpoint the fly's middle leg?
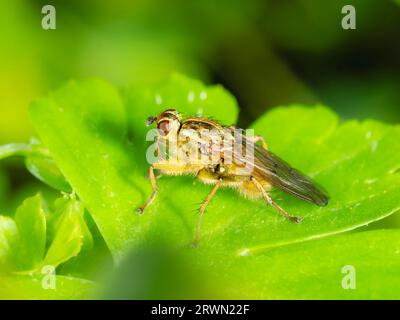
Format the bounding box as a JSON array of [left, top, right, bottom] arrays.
[[250, 176, 302, 223], [137, 165, 158, 214], [193, 178, 223, 246]]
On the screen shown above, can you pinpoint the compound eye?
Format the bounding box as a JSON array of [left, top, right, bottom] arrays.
[[158, 120, 170, 136]]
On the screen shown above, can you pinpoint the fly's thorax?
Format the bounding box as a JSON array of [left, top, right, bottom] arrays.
[[173, 125, 223, 166], [155, 132, 179, 163], [146, 113, 256, 173], [172, 124, 256, 171]]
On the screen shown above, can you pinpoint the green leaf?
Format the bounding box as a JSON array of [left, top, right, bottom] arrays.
[[23, 75, 400, 298], [0, 143, 31, 160], [13, 194, 46, 271], [29, 76, 239, 261], [0, 216, 18, 270], [239, 105, 400, 251], [43, 198, 88, 268], [0, 168, 9, 206], [29, 77, 400, 264], [0, 141, 71, 193], [25, 154, 72, 193], [30, 79, 141, 262], [194, 229, 400, 299], [0, 275, 95, 299], [124, 72, 239, 137]]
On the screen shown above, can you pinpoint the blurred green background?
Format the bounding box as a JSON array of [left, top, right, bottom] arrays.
[[0, 0, 399, 298]]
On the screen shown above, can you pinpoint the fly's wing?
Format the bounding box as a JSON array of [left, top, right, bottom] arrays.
[[253, 145, 329, 206], [232, 133, 329, 206]]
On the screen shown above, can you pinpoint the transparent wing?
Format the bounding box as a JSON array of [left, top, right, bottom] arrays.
[[232, 134, 329, 206]]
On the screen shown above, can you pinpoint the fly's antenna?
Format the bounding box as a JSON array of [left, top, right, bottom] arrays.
[[146, 116, 157, 126]]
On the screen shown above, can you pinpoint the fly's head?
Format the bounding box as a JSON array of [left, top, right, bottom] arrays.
[[146, 109, 181, 141]]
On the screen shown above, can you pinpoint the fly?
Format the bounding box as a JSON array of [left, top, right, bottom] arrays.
[[137, 109, 329, 245]]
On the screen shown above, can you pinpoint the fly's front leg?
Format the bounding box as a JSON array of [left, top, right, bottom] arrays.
[[136, 165, 158, 214], [193, 178, 223, 246], [146, 171, 163, 179], [250, 176, 302, 223]]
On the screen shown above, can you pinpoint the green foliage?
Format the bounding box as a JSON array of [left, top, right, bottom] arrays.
[[43, 197, 92, 268], [1, 74, 400, 299], [198, 229, 400, 299], [124, 73, 239, 132], [0, 275, 95, 300], [0, 141, 71, 192], [0, 194, 94, 298], [13, 194, 46, 270], [0, 216, 17, 269], [29, 75, 239, 261], [30, 79, 140, 262]]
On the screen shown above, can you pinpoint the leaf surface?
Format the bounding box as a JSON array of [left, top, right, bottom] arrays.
[[28, 76, 400, 298]]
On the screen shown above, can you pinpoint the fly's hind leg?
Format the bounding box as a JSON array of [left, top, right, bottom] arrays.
[[250, 176, 302, 223], [193, 178, 223, 246], [136, 165, 158, 214]]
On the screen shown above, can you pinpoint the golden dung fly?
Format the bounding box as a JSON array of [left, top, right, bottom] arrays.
[[138, 109, 329, 244]]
